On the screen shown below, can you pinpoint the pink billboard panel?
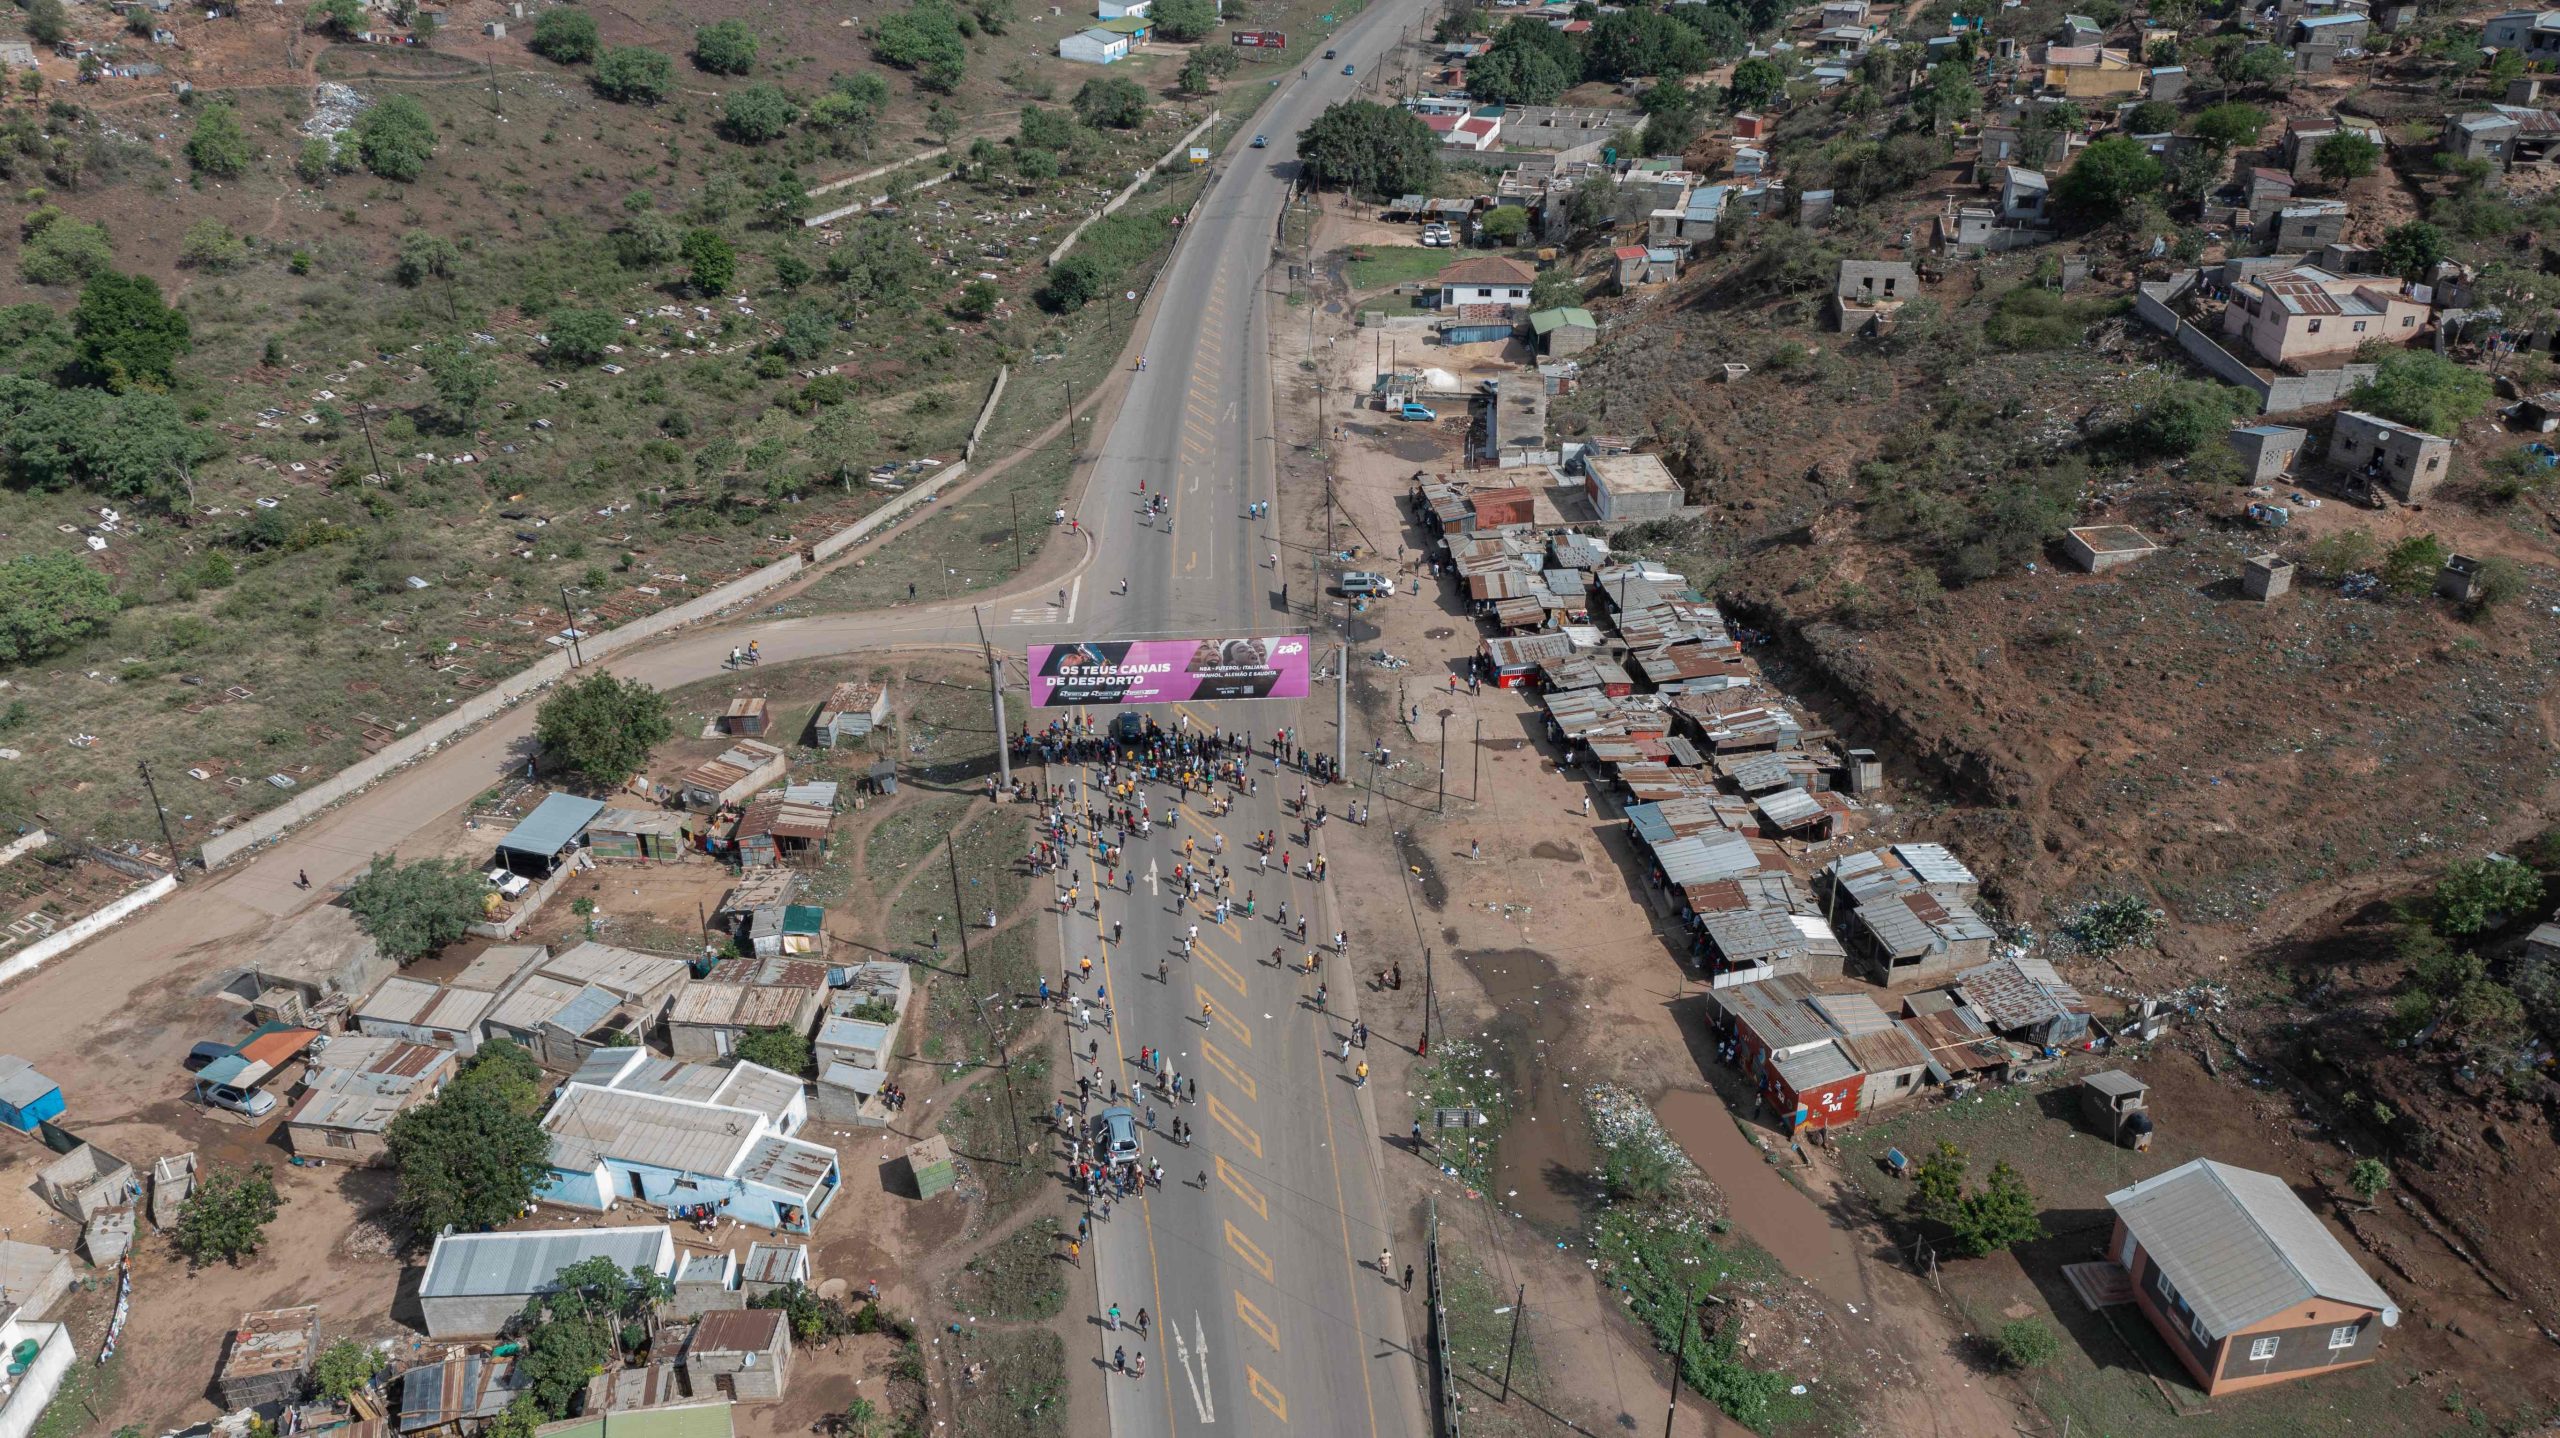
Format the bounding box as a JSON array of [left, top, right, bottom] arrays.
[[1027, 636, 1313, 707]]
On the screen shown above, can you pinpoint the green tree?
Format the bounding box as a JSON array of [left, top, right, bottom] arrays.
[[2055, 135, 2162, 219], [1037, 252, 1105, 313], [295, 136, 338, 184], [722, 83, 800, 143], [72, 270, 192, 390], [953, 278, 1000, 320], [451, 1039, 547, 1116], [1728, 55, 1785, 111], [2126, 99, 2180, 134], [352, 95, 438, 181], [529, 9, 600, 64], [0, 552, 114, 667], [312, 1339, 387, 1402], [173, 1164, 283, 1267], [692, 18, 759, 74], [2378, 220, 2449, 284], [760, 172, 810, 225], [734, 1026, 814, 1075], [1566, 172, 1620, 233], [1150, 0, 1216, 41], [423, 337, 494, 429], [871, 0, 968, 92], [614, 211, 682, 269], [804, 87, 882, 155], [830, 219, 926, 304], [1910, 65, 1982, 129], [2351, 349, 2491, 433], [543, 307, 618, 366], [2314, 130, 2380, 188], [20, 214, 115, 287], [1178, 44, 1239, 95], [394, 229, 460, 287], [1529, 267, 1581, 310], [387, 1074, 554, 1235], [1478, 204, 1529, 244], [1017, 105, 1079, 150], [594, 46, 675, 103], [515, 1257, 674, 1416], [1464, 38, 1574, 106], [2435, 854, 2544, 935], [342, 854, 485, 962], [1913, 1141, 1966, 1222], [2188, 102, 2268, 150], [185, 104, 254, 177], [2213, 41, 2289, 95], [2377, 532, 2448, 599], [24, 0, 69, 46], [1297, 100, 1440, 201], [1588, 10, 1710, 81], [1946, 1160, 2043, 1257], [534, 671, 672, 787], [682, 228, 737, 295], [307, 0, 362, 36], [1073, 75, 1148, 129], [2303, 527, 2377, 579]]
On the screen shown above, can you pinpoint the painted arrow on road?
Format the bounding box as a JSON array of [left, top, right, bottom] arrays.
[[1146, 858, 1161, 897], [1171, 1311, 1214, 1423]]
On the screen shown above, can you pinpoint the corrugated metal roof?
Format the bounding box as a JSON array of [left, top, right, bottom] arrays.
[[736, 1134, 836, 1197], [1805, 992, 1894, 1036], [1772, 1040, 1858, 1091], [545, 1084, 764, 1175], [1954, 955, 2091, 1030], [497, 793, 608, 859], [741, 1241, 807, 1286], [715, 1063, 805, 1123], [1838, 1024, 1932, 1075], [289, 1066, 437, 1134], [1650, 830, 1769, 886], [418, 1226, 675, 1299], [542, 942, 687, 1000], [1892, 843, 1977, 889], [1714, 974, 1833, 1053], [688, 1308, 786, 1355], [1755, 789, 1826, 831], [2106, 1159, 2396, 1338], [358, 977, 500, 1033]]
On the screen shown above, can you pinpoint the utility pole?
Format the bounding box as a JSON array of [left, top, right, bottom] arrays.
[[1008, 486, 1023, 573], [947, 836, 973, 981], [489, 54, 502, 118], [1472, 716, 1482, 804], [1420, 946, 1433, 1058], [354, 405, 386, 484], [1437, 710, 1447, 815], [1663, 1284, 1700, 1438], [1500, 1284, 1526, 1403], [975, 606, 1011, 790], [558, 585, 584, 667], [1334, 642, 1348, 774], [135, 759, 181, 881]]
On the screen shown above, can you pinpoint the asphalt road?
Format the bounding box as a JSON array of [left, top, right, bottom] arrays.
[[1052, 9, 1433, 1434]]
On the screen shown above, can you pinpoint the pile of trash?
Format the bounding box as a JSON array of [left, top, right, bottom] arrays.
[[302, 82, 367, 140]]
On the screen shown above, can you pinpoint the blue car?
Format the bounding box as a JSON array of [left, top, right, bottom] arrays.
[[1252, 134, 1267, 148], [1342, 63, 1356, 75]]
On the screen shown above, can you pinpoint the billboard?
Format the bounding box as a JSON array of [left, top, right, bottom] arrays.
[[1028, 636, 1312, 707], [1230, 29, 1287, 47]]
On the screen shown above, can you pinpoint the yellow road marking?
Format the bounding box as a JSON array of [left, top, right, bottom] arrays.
[[1195, 985, 1252, 1047], [1214, 1153, 1268, 1218], [1200, 1040, 1257, 1102], [1224, 1220, 1274, 1282], [1186, 549, 1199, 574], [1248, 1367, 1289, 1422], [1234, 1291, 1281, 1352], [1208, 1092, 1264, 1159], [1196, 945, 1249, 998]]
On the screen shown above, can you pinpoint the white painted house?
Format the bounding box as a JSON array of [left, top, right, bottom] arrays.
[[1098, 0, 1151, 16], [1059, 27, 1131, 63]]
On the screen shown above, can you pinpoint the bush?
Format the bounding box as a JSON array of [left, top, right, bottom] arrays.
[[721, 83, 799, 144], [172, 1164, 283, 1267], [594, 46, 675, 103], [734, 1026, 813, 1075], [351, 95, 437, 181], [1990, 1319, 2062, 1371], [19, 214, 113, 287], [529, 9, 600, 64], [1073, 76, 1147, 128], [0, 551, 115, 667], [2054, 135, 2162, 219], [872, 0, 968, 92], [544, 307, 619, 365], [1983, 285, 2116, 351], [692, 18, 758, 75], [184, 104, 253, 177], [178, 218, 247, 272], [2378, 532, 2446, 598], [2112, 379, 2249, 460], [2434, 854, 2544, 935]]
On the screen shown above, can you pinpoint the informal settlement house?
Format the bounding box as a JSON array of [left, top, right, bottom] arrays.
[[283, 1036, 455, 1164], [2107, 1159, 2398, 1395], [417, 1226, 681, 1338], [666, 956, 829, 1061], [535, 1048, 840, 1232]]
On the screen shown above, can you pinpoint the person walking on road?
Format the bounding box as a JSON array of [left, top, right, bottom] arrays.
[[1402, 1264, 1415, 1292], [1137, 1308, 1150, 1337], [1378, 1246, 1392, 1279], [1354, 1021, 1368, 1049], [1132, 1352, 1146, 1380], [1107, 1303, 1121, 1331], [1114, 1346, 1126, 1374], [1068, 1240, 1081, 1267], [1355, 1060, 1369, 1087], [1338, 1035, 1351, 1063], [1411, 1118, 1428, 1149]]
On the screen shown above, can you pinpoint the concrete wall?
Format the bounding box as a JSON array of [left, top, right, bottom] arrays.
[[963, 366, 1009, 463], [421, 1293, 530, 1340], [0, 874, 177, 988], [0, 1318, 74, 1438], [1048, 111, 1219, 268], [202, 460, 972, 870]]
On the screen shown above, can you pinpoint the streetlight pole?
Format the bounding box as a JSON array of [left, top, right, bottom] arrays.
[[1662, 1283, 1701, 1438]]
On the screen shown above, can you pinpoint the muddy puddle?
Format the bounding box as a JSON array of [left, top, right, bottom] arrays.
[[1653, 1088, 1865, 1303], [1462, 947, 1600, 1233], [1393, 829, 1448, 908]]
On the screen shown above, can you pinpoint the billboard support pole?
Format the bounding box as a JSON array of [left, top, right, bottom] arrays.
[[976, 606, 1011, 791], [1335, 643, 1348, 773]]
